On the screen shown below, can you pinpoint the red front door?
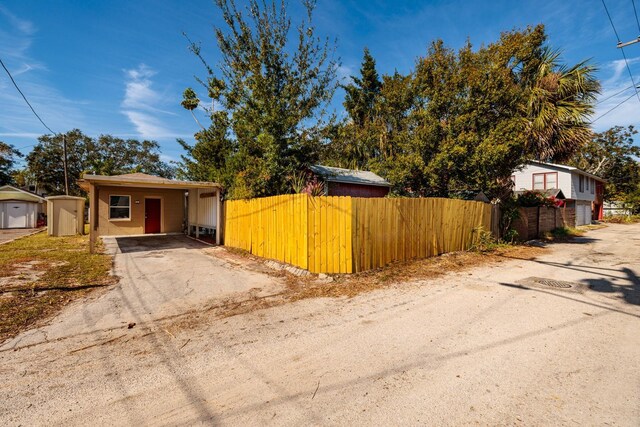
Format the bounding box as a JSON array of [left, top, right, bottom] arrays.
[[145, 198, 161, 234]]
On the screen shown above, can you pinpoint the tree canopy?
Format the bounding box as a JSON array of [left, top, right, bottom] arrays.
[[0, 141, 22, 185], [178, 13, 602, 200], [25, 129, 174, 196], [179, 0, 339, 199], [322, 25, 600, 198], [570, 125, 640, 209]]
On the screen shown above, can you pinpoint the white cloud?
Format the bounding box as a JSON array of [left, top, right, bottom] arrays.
[[121, 64, 179, 139], [0, 5, 35, 35], [592, 57, 640, 132], [0, 8, 84, 137]]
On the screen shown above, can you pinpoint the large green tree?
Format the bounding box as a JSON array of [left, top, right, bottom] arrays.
[[570, 125, 640, 206], [25, 129, 174, 196], [322, 25, 599, 198], [179, 0, 338, 199], [324, 51, 415, 172], [0, 141, 22, 185]]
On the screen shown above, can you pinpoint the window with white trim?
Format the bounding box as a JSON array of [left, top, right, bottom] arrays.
[[109, 195, 131, 220], [579, 175, 584, 192], [591, 179, 595, 194]]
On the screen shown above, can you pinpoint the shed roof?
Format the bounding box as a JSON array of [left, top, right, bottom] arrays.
[[0, 185, 46, 203], [78, 173, 220, 191], [309, 165, 391, 187]]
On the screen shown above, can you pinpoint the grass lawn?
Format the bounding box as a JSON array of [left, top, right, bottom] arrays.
[[0, 230, 116, 343]]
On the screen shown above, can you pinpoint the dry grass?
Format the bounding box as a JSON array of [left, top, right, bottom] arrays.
[[601, 215, 640, 224], [185, 243, 546, 327], [0, 231, 116, 343]]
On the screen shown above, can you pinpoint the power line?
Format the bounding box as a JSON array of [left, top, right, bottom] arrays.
[[596, 84, 637, 104], [601, 0, 640, 103], [602, 0, 621, 40], [1, 56, 70, 194], [591, 92, 637, 123], [0, 57, 56, 135], [633, 0, 640, 33]]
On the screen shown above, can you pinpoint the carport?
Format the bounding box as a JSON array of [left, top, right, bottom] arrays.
[[78, 173, 222, 253]]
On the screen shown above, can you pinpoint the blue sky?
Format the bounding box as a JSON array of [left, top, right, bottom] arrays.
[[1, 0, 639, 166]]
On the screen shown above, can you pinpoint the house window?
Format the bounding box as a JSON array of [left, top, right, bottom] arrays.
[[109, 195, 131, 220], [532, 172, 557, 190], [591, 179, 595, 194], [586, 177, 589, 192], [579, 175, 584, 192], [533, 174, 545, 190]]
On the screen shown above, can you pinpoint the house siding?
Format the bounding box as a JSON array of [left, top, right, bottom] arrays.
[[514, 164, 573, 197], [96, 186, 184, 236], [514, 164, 597, 202]]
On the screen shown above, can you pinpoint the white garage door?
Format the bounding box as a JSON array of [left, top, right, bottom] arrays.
[[575, 204, 591, 226], [3, 202, 28, 228]]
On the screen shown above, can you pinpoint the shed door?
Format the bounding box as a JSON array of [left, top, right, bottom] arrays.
[[6, 202, 28, 228], [55, 200, 78, 235], [145, 199, 161, 234]]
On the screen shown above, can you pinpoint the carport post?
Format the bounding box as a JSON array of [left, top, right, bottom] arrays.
[[195, 188, 199, 239], [89, 183, 97, 254], [216, 187, 221, 245]]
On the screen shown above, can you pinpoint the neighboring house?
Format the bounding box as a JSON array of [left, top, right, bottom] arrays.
[[78, 173, 222, 252], [309, 164, 392, 197], [0, 185, 46, 229], [512, 161, 605, 226]]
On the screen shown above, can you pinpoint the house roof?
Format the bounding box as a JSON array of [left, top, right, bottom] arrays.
[[524, 160, 606, 182], [515, 188, 566, 199], [0, 185, 46, 203], [309, 165, 392, 187], [78, 173, 221, 191]]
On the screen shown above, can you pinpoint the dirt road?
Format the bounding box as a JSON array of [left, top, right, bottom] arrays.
[[1, 224, 639, 426]]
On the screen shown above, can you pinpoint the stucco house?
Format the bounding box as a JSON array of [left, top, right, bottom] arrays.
[[512, 161, 605, 226], [78, 173, 222, 252], [309, 164, 391, 197]]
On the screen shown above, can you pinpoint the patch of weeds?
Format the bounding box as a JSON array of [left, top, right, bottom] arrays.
[[542, 227, 585, 242], [469, 226, 513, 253], [602, 215, 640, 224]]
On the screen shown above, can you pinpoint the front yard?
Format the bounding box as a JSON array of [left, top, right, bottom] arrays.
[[0, 230, 115, 342]]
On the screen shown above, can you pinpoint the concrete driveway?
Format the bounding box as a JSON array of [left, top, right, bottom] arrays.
[[1, 235, 282, 349], [2, 225, 639, 426], [0, 228, 41, 244]]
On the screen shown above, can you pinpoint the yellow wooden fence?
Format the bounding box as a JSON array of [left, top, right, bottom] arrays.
[[224, 194, 492, 274]]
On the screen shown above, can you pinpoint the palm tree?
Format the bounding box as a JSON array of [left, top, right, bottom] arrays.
[[525, 48, 600, 162]]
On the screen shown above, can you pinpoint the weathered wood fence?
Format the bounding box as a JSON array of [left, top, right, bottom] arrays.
[[512, 206, 576, 240], [224, 194, 492, 274]]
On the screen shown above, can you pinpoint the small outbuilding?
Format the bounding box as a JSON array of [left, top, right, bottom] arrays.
[[46, 195, 86, 236], [78, 173, 222, 252], [309, 164, 392, 197], [0, 185, 46, 229]]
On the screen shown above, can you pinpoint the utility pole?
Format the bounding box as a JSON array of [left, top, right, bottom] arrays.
[[617, 36, 640, 48], [62, 133, 69, 195]]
